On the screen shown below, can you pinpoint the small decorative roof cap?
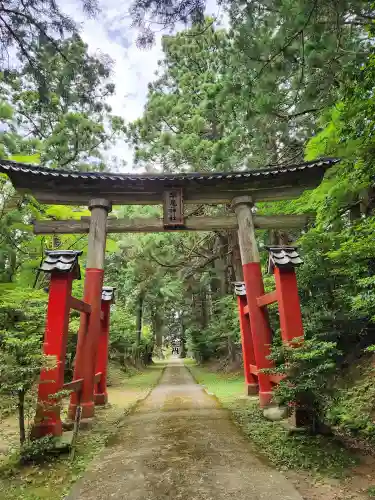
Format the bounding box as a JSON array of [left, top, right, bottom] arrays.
[[39, 250, 82, 279], [102, 286, 116, 302], [267, 246, 303, 272], [233, 281, 246, 296]]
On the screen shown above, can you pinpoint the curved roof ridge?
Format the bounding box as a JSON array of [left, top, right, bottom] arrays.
[[0, 157, 340, 180]]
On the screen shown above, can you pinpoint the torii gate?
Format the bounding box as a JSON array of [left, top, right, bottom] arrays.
[[0, 157, 338, 436]]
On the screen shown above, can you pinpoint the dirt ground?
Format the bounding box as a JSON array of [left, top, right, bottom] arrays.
[[0, 369, 153, 462], [67, 359, 303, 500], [286, 456, 375, 500]]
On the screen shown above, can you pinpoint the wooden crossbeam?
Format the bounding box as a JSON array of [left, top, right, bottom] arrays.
[[63, 378, 84, 393], [69, 297, 91, 314], [33, 214, 311, 234], [25, 186, 314, 206], [249, 364, 285, 384], [256, 291, 278, 308]]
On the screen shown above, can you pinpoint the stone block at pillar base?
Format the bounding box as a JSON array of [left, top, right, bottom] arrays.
[[245, 383, 259, 396], [94, 392, 108, 405], [259, 391, 273, 408], [68, 401, 95, 421], [53, 431, 74, 451], [62, 420, 74, 431], [280, 407, 313, 434], [288, 407, 313, 429], [81, 401, 95, 419], [263, 405, 288, 422], [79, 417, 94, 430], [31, 420, 63, 439], [67, 403, 77, 422], [63, 417, 94, 431]]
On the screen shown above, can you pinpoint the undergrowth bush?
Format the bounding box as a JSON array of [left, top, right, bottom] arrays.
[[19, 435, 56, 464], [326, 363, 375, 443], [267, 337, 341, 419]]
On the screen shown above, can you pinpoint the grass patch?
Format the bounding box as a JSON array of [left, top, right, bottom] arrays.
[[0, 362, 165, 500], [188, 361, 358, 478]]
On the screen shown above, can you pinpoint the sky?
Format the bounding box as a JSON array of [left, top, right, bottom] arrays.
[[62, 0, 225, 171]]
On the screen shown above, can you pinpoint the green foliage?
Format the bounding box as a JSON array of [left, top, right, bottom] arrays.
[[0, 1, 98, 68], [109, 307, 153, 364], [127, 21, 237, 170], [0, 286, 49, 444], [2, 35, 125, 170], [19, 436, 56, 464], [0, 286, 47, 394], [268, 338, 341, 418], [325, 363, 375, 442], [187, 295, 240, 361]]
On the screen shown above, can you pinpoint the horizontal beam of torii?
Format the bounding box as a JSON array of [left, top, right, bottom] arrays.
[[33, 214, 311, 234]]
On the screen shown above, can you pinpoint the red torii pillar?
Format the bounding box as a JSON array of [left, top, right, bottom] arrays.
[[234, 282, 258, 395], [32, 250, 82, 438], [269, 247, 304, 344], [94, 286, 116, 405], [269, 246, 307, 426], [233, 196, 274, 407], [68, 198, 111, 422]]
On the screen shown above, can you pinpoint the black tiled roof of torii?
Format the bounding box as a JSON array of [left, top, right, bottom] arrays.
[[0, 157, 340, 182]]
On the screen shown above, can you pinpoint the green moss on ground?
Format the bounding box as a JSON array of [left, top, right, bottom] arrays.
[[187, 362, 358, 478], [0, 362, 165, 500]]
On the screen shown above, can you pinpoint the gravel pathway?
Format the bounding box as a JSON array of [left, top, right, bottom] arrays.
[[67, 359, 303, 500]]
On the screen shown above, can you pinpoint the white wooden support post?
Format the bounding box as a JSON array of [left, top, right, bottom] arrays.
[[87, 199, 112, 269]]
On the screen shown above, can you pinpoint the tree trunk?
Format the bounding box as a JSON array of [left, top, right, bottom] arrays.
[[179, 317, 187, 358], [212, 234, 228, 297], [18, 389, 26, 445], [270, 229, 290, 246], [227, 336, 237, 363], [152, 309, 164, 349], [200, 288, 209, 329], [229, 230, 243, 281], [136, 292, 144, 347]]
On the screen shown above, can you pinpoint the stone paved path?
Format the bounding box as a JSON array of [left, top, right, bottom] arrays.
[[67, 359, 303, 500]]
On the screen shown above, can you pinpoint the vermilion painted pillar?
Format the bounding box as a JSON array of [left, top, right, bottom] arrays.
[[33, 250, 82, 438], [94, 287, 116, 405], [234, 282, 258, 395], [269, 246, 307, 427], [233, 196, 274, 407], [274, 267, 304, 344], [68, 199, 111, 421]]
